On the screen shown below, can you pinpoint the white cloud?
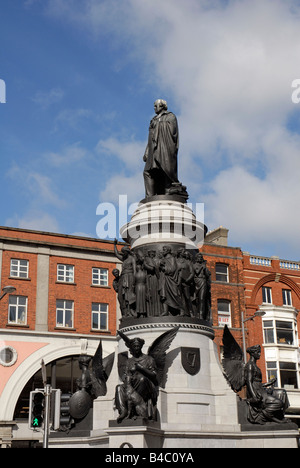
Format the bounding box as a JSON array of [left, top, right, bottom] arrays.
[[32, 87, 64, 109], [96, 137, 145, 171], [45, 142, 89, 167], [96, 137, 145, 204], [99, 172, 144, 205], [6, 211, 60, 233], [205, 125, 300, 257], [53, 108, 104, 132], [8, 165, 67, 208], [43, 0, 300, 258], [6, 164, 67, 233]]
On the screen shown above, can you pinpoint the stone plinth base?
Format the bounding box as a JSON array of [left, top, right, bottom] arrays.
[[93, 321, 299, 448], [106, 422, 299, 449], [107, 419, 164, 448]]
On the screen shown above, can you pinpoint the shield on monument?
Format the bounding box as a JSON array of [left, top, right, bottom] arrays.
[[181, 347, 201, 376], [69, 390, 92, 420]]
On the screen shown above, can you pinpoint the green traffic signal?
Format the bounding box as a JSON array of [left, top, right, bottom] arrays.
[[33, 416, 42, 427], [29, 391, 45, 429]]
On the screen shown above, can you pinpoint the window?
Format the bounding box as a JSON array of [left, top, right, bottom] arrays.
[[217, 300, 231, 327], [263, 319, 295, 346], [92, 268, 108, 287], [92, 303, 108, 331], [263, 320, 275, 344], [279, 362, 298, 389], [282, 289, 292, 306], [56, 300, 74, 328], [0, 346, 18, 367], [267, 361, 298, 389], [57, 264, 74, 283], [262, 286, 272, 304], [266, 361, 278, 383], [276, 321, 294, 345], [215, 264, 229, 282], [10, 259, 29, 278], [8, 296, 27, 325]]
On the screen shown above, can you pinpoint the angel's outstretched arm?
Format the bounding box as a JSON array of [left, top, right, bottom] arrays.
[[114, 239, 123, 262]]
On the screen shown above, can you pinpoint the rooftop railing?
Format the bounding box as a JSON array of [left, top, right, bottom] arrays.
[[248, 255, 300, 271]]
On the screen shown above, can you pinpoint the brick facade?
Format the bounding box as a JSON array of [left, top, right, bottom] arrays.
[[0, 227, 119, 336], [200, 243, 245, 353], [243, 253, 300, 385]]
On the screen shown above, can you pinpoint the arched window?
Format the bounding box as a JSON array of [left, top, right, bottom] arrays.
[[13, 355, 86, 420]]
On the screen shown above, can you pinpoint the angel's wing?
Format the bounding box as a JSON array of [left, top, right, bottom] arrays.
[[148, 326, 179, 386], [222, 325, 245, 392], [91, 341, 115, 397], [117, 351, 129, 382]]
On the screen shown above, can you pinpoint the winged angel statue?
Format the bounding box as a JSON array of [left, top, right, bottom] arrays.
[[222, 325, 290, 425], [115, 326, 179, 423], [68, 341, 115, 420]]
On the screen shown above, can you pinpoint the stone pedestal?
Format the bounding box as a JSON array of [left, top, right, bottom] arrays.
[[120, 195, 206, 252], [107, 419, 164, 449], [104, 319, 240, 448], [95, 196, 299, 449]]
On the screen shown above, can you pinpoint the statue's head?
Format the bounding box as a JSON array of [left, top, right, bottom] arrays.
[[127, 337, 145, 357], [247, 344, 261, 358], [118, 330, 145, 356], [162, 245, 172, 256], [130, 338, 145, 350], [78, 355, 92, 369], [177, 248, 185, 257], [154, 99, 168, 114], [148, 250, 156, 258], [112, 268, 120, 278], [195, 253, 204, 263], [121, 246, 131, 258]]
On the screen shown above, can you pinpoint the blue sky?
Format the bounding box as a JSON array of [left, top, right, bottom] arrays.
[[1, 0, 300, 261]]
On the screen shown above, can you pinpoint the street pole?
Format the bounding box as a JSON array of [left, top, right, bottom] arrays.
[[43, 384, 51, 449], [241, 310, 266, 364], [241, 310, 247, 363], [41, 359, 51, 449]]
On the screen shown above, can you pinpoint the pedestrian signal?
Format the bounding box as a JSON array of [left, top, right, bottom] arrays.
[[29, 390, 45, 429]]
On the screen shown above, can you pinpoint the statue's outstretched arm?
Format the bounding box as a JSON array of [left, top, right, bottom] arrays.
[[114, 239, 123, 262]]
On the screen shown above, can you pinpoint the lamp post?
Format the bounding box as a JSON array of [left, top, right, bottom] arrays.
[[0, 286, 16, 301], [241, 310, 266, 363]]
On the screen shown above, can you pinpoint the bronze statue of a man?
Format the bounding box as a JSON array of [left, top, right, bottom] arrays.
[[143, 99, 180, 197]]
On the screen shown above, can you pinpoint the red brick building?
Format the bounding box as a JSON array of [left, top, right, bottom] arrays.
[[200, 227, 245, 353], [201, 227, 300, 422], [243, 252, 300, 415], [0, 226, 119, 336], [0, 227, 121, 447]]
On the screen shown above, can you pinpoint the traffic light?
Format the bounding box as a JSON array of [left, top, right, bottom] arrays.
[[52, 388, 61, 431], [59, 393, 74, 430], [29, 390, 45, 429]]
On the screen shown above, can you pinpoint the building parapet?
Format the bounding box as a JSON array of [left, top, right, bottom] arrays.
[[280, 260, 300, 271], [245, 253, 300, 271], [249, 256, 271, 267]]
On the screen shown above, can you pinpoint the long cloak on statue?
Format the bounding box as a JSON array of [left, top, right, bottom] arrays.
[[160, 254, 184, 311], [144, 111, 179, 184]]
